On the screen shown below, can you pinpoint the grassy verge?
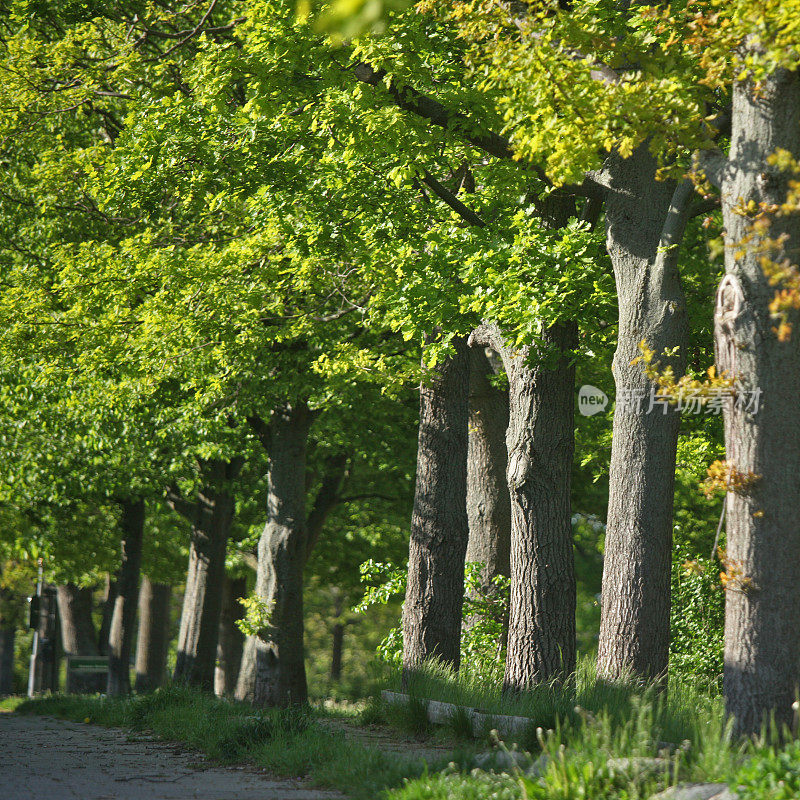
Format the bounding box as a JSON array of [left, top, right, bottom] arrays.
[[366, 662, 800, 799], [12, 687, 444, 799], [377, 656, 724, 745]]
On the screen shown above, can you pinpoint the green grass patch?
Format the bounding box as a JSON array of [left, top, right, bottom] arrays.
[[0, 695, 25, 712]]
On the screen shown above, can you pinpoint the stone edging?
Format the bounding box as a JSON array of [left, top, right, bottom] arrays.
[[380, 690, 533, 739]]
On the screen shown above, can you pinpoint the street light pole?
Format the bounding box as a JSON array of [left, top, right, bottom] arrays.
[[27, 558, 44, 698]]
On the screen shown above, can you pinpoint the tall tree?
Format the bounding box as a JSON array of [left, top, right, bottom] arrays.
[[107, 499, 145, 697], [169, 459, 241, 691], [703, 64, 800, 734], [57, 583, 104, 692], [465, 347, 511, 593], [134, 577, 172, 693]]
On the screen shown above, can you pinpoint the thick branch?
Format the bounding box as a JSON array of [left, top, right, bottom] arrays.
[[695, 149, 731, 191], [305, 453, 349, 561], [166, 485, 197, 522], [421, 171, 487, 228], [247, 414, 271, 450]]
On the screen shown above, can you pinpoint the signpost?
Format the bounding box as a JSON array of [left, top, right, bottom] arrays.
[[66, 656, 109, 694]]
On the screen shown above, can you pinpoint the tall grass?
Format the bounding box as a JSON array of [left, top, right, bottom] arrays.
[[384, 655, 724, 746]]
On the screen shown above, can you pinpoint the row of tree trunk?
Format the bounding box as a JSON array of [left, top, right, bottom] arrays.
[[398, 64, 800, 737]]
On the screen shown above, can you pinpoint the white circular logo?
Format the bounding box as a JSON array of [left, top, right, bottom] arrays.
[[578, 385, 609, 417]]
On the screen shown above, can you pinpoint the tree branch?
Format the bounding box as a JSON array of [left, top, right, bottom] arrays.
[[353, 61, 604, 200], [305, 453, 349, 562], [165, 485, 197, 522], [247, 414, 271, 450], [421, 171, 487, 228], [695, 149, 731, 191]]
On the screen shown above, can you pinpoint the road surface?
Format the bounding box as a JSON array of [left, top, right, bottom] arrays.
[[0, 713, 342, 800]]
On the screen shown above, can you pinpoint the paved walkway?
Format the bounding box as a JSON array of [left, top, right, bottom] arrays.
[[0, 714, 342, 800]]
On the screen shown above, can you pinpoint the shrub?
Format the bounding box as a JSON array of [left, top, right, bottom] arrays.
[[669, 550, 725, 691]]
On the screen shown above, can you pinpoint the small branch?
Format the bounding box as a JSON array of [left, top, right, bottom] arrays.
[[688, 196, 721, 218], [353, 61, 604, 200], [305, 453, 349, 562], [695, 149, 730, 191]]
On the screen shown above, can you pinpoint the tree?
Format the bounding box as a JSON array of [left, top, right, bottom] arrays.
[[702, 54, 800, 734], [168, 459, 242, 691], [134, 576, 172, 693], [465, 347, 510, 598], [402, 335, 470, 675]]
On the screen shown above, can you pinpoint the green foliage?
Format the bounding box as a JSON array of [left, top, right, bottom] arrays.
[[388, 769, 521, 800], [734, 739, 800, 800], [670, 551, 725, 691], [235, 594, 274, 639]]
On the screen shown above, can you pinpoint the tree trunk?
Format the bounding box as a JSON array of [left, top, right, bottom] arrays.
[[597, 148, 690, 682], [173, 459, 239, 691], [471, 321, 578, 688], [712, 68, 800, 736], [330, 624, 344, 682], [235, 635, 257, 702], [402, 335, 470, 676], [215, 574, 246, 697], [107, 498, 145, 697], [0, 626, 15, 696], [134, 577, 172, 693], [252, 403, 313, 707], [57, 583, 104, 693], [465, 346, 511, 593], [329, 588, 345, 682], [98, 575, 117, 655]]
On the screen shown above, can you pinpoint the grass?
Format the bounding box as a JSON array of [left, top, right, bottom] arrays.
[[11, 686, 435, 799], [380, 655, 723, 746], [0, 695, 24, 712]]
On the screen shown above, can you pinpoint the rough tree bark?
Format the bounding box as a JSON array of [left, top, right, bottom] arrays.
[[98, 575, 117, 655], [402, 334, 470, 676], [0, 626, 13, 696], [0, 584, 15, 696], [170, 458, 240, 692], [596, 149, 692, 682], [107, 498, 145, 697], [134, 577, 172, 693], [214, 574, 246, 697], [703, 67, 800, 735], [235, 635, 257, 702], [330, 588, 345, 682], [251, 403, 313, 707], [465, 347, 511, 594], [470, 320, 577, 689], [56, 584, 104, 693]]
